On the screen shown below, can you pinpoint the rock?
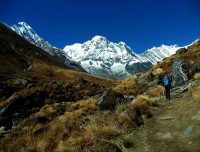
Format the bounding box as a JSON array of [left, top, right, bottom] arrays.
[[184, 126, 193, 135], [12, 118, 24, 126], [125, 61, 152, 74], [15, 78, 28, 86], [176, 48, 187, 54], [0, 90, 46, 129], [0, 126, 11, 138], [124, 95, 135, 101], [159, 116, 174, 120], [136, 116, 144, 126], [162, 133, 172, 139], [27, 117, 38, 126], [0, 126, 5, 132], [76, 77, 87, 85], [180, 84, 189, 93], [98, 88, 124, 110], [156, 132, 172, 139], [192, 111, 200, 121], [156, 74, 163, 85], [0, 105, 9, 116], [170, 59, 190, 88], [180, 79, 200, 92], [120, 109, 129, 118]]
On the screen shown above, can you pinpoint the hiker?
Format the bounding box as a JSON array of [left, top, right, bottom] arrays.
[[163, 74, 172, 100]]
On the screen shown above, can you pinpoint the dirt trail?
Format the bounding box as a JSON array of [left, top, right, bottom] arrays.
[[134, 91, 200, 152]]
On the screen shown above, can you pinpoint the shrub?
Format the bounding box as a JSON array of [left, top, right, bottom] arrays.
[[113, 76, 139, 95], [194, 73, 200, 80], [130, 95, 157, 117], [147, 86, 165, 97], [192, 85, 200, 103], [58, 113, 134, 152]]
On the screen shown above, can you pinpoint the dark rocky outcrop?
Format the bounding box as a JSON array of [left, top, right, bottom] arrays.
[[0, 90, 47, 129], [192, 60, 200, 75], [126, 62, 153, 75], [170, 59, 190, 87], [98, 88, 124, 110], [176, 48, 187, 54]]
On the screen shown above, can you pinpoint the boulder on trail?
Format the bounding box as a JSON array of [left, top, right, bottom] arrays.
[[97, 88, 124, 110], [170, 59, 190, 88]]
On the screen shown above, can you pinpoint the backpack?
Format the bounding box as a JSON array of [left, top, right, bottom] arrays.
[[163, 76, 169, 86]]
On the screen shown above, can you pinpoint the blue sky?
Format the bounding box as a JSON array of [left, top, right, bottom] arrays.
[[1, 0, 200, 53]]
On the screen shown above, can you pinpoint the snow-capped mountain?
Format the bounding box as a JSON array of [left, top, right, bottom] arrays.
[[63, 36, 180, 79], [9, 21, 181, 79], [140, 45, 179, 64], [10, 22, 86, 72]]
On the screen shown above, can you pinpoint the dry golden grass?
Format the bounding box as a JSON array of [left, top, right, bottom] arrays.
[[194, 73, 200, 79], [129, 95, 157, 117], [32, 61, 118, 88], [69, 98, 97, 113], [0, 94, 157, 152], [85, 121, 121, 140], [147, 86, 165, 97], [34, 103, 62, 118], [192, 85, 200, 103], [56, 113, 134, 152], [35, 138, 49, 152], [131, 95, 153, 105], [113, 75, 139, 95], [130, 96, 151, 113]]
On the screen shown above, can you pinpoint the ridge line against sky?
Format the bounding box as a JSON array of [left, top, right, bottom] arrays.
[[1, 0, 200, 53]]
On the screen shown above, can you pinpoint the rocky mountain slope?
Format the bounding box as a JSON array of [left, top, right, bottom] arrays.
[[64, 36, 180, 79], [10, 22, 86, 72]]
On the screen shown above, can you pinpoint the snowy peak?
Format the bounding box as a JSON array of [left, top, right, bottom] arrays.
[[63, 36, 150, 79], [11, 21, 42, 45], [141, 44, 180, 64], [64, 36, 141, 63], [91, 35, 107, 42]]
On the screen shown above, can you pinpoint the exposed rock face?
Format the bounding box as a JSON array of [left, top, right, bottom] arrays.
[[176, 48, 187, 54], [125, 62, 152, 74], [170, 59, 190, 87], [97, 88, 124, 110]]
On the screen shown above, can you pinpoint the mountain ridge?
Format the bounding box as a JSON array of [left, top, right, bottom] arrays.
[[64, 35, 180, 79], [10, 21, 183, 79]]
